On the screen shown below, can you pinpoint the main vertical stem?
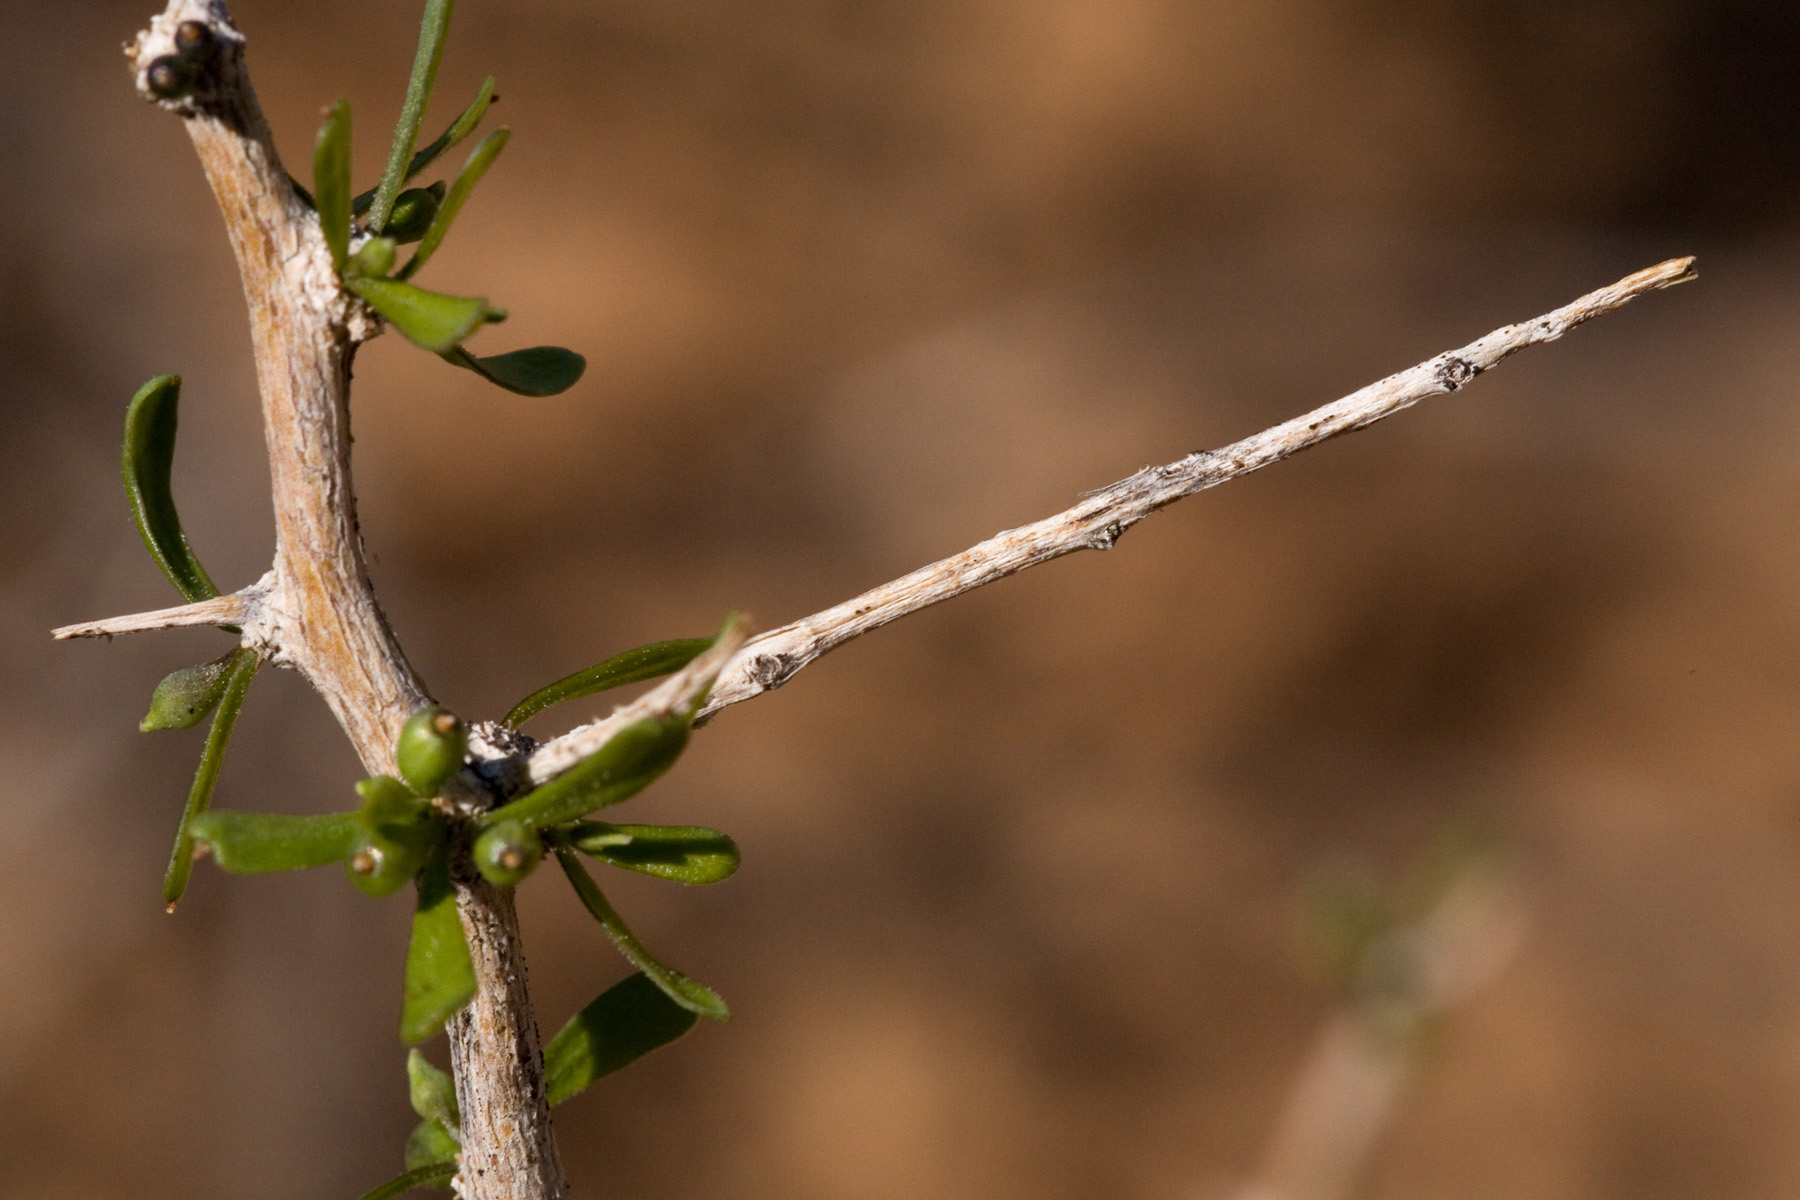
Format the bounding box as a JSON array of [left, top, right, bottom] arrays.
[[450, 880, 569, 1200], [132, 5, 569, 1197]]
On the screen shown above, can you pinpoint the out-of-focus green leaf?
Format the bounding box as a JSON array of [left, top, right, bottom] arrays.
[[345, 276, 497, 353], [349, 236, 398, 279], [552, 845, 728, 1021], [122, 374, 218, 604], [404, 1119, 460, 1171], [569, 821, 739, 885], [477, 717, 689, 832], [188, 808, 359, 874], [162, 648, 259, 908], [502, 637, 711, 728], [353, 78, 495, 215], [140, 650, 239, 732], [544, 971, 699, 1106], [397, 128, 510, 281], [314, 99, 353, 271], [356, 1162, 457, 1200], [367, 0, 456, 233], [401, 848, 476, 1043], [407, 1049, 459, 1128], [443, 344, 586, 397]]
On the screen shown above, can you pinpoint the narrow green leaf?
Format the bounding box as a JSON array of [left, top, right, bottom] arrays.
[[569, 821, 740, 885], [477, 716, 689, 832], [544, 972, 700, 1106], [397, 128, 510, 281], [443, 344, 586, 397], [401, 848, 476, 1043], [407, 1049, 459, 1128], [353, 77, 496, 215], [503, 638, 711, 729], [122, 374, 218, 604], [163, 648, 259, 908], [367, 0, 457, 233], [188, 808, 359, 874], [140, 650, 239, 732], [404, 1119, 460, 1171], [552, 845, 729, 1020], [357, 1162, 457, 1200], [314, 99, 353, 271], [345, 276, 496, 353]]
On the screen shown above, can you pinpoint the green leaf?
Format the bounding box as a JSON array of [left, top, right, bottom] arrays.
[[162, 648, 259, 908], [367, 0, 457, 234], [346, 276, 497, 353], [353, 77, 496, 216], [407, 1048, 459, 1128], [569, 821, 739, 885], [551, 844, 728, 1021], [404, 1119, 460, 1171], [503, 637, 712, 728], [140, 650, 239, 732], [314, 99, 353, 271], [443, 344, 586, 397], [356, 1162, 457, 1200], [122, 374, 219, 604], [397, 128, 510, 281], [477, 716, 690, 832], [188, 808, 360, 874], [401, 847, 476, 1043], [544, 972, 700, 1106]]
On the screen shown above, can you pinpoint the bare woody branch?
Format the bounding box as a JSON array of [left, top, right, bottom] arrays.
[[528, 258, 1690, 754], [52, 580, 262, 640]]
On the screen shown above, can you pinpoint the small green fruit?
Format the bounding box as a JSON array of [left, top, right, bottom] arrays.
[[349, 236, 397, 278], [345, 831, 431, 897], [145, 55, 196, 100], [384, 185, 443, 243], [474, 819, 542, 886], [397, 705, 468, 797], [173, 20, 215, 60]]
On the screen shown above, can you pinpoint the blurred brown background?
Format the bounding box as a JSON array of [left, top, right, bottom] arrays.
[[6, 1, 1800, 1197]]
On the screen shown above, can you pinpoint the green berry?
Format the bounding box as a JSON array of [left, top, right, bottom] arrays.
[[344, 832, 430, 897], [473, 819, 542, 886], [396, 705, 468, 796], [384, 186, 443, 243]]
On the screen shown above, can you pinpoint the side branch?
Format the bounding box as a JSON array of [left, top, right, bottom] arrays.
[[52, 586, 258, 640], [642, 257, 1689, 730]]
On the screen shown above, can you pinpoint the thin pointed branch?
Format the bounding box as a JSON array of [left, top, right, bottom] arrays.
[[640, 257, 1692, 729], [52, 585, 258, 640]]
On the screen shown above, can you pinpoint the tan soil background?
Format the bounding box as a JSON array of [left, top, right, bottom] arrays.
[[7, 1, 1800, 1197]]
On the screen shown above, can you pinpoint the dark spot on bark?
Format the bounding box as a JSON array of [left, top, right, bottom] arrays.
[[749, 652, 798, 690], [1436, 355, 1478, 391]]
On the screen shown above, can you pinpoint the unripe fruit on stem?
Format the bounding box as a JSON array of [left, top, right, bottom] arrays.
[[474, 819, 542, 886], [145, 55, 195, 100], [383, 185, 443, 243], [345, 832, 430, 897], [173, 20, 214, 60], [396, 705, 467, 796]]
